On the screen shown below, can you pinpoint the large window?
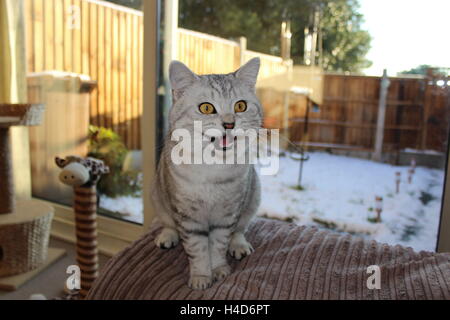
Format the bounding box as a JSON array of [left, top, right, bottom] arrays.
[[25, 0, 146, 224], [158, 0, 449, 252], [24, 0, 449, 253]]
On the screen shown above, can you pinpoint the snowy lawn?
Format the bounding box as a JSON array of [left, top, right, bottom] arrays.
[[258, 152, 445, 252], [100, 151, 445, 252], [100, 194, 143, 224]]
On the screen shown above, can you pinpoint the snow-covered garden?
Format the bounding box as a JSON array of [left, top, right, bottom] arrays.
[[258, 152, 444, 252], [100, 151, 445, 252]]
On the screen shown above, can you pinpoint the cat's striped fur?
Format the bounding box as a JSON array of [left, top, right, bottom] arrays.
[[151, 58, 262, 290]]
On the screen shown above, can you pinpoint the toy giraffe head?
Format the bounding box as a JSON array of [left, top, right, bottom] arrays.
[[55, 156, 109, 187]]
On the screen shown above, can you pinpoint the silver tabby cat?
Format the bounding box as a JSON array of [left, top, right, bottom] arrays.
[[152, 58, 262, 290]]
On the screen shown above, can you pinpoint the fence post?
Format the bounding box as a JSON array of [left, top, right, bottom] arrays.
[[281, 21, 291, 61], [421, 68, 434, 150], [373, 69, 390, 162], [239, 37, 247, 66]]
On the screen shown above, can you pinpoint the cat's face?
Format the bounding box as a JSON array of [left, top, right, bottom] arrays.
[[168, 58, 263, 153]]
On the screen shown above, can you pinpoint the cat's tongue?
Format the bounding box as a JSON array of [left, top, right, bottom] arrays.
[[219, 135, 233, 148]]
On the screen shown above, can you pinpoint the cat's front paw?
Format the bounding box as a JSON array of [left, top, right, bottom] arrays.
[[155, 228, 179, 249], [188, 275, 212, 290], [212, 265, 231, 282], [229, 233, 254, 260]]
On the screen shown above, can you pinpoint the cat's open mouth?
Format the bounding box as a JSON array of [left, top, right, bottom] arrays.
[[209, 134, 237, 151]]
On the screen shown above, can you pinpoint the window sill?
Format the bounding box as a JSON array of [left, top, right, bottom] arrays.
[[34, 198, 145, 257]]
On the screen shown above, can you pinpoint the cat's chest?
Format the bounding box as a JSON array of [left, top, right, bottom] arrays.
[[171, 164, 249, 208]]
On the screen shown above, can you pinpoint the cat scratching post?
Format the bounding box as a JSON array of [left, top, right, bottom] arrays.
[[0, 104, 65, 290], [0, 104, 44, 213], [55, 156, 109, 299], [0, 126, 14, 213], [0, 2, 65, 291]]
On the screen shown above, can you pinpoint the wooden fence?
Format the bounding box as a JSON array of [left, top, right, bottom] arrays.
[[176, 28, 287, 80], [25, 0, 143, 148], [177, 28, 241, 75], [244, 50, 287, 80], [289, 73, 450, 153], [24, 0, 448, 153], [24, 0, 286, 149]]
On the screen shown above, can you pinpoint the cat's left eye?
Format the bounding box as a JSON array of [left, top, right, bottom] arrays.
[[234, 100, 247, 113], [199, 103, 216, 114]]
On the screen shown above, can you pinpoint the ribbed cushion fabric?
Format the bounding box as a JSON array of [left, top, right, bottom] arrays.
[[87, 218, 450, 300]]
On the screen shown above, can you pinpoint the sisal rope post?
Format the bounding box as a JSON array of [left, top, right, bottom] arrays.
[[73, 185, 99, 298], [55, 155, 109, 299]]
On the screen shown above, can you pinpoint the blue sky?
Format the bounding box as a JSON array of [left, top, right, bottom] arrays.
[[358, 0, 449, 75]]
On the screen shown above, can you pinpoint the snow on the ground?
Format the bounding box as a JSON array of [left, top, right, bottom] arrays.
[[402, 148, 444, 156], [100, 195, 143, 224], [99, 151, 445, 252], [257, 152, 445, 252]]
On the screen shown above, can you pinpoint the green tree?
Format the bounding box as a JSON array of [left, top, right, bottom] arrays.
[[320, 0, 372, 72], [179, 0, 372, 72], [105, 0, 372, 72], [400, 65, 449, 77]]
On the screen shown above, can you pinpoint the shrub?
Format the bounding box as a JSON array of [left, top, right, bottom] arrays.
[[87, 125, 141, 197]]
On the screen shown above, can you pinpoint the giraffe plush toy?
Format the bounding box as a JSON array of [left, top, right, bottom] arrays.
[[55, 155, 109, 299], [55, 156, 109, 187]]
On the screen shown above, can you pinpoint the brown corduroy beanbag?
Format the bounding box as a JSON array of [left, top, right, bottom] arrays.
[[87, 218, 450, 300]]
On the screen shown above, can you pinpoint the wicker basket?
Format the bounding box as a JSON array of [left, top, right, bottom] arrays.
[[0, 201, 54, 277]]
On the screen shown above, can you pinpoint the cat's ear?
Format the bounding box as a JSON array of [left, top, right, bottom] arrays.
[[234, 57, 260, 89], [169, 61, 199, 100]]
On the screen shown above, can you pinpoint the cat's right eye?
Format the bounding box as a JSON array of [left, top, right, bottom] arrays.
[[198, 103, 216, 114]]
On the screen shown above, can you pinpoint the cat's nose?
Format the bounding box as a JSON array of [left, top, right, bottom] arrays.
[[222, 113, 235, 124], [223, 122, 235, 130]]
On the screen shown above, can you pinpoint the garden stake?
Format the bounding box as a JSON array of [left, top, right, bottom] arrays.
[[409, 158, 416, 184], [375, 196, 383, 223], [408, 168, 414, 184], [411, 158, 416, 173], [286, 98, 311, 190], [55, 156, 109, 299], [395, 171, 401, 194]]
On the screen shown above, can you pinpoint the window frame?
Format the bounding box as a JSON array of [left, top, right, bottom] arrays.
[[437, 133, 450, 252], [29, 0, 159, 256], [18, 0, 449, 254]]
